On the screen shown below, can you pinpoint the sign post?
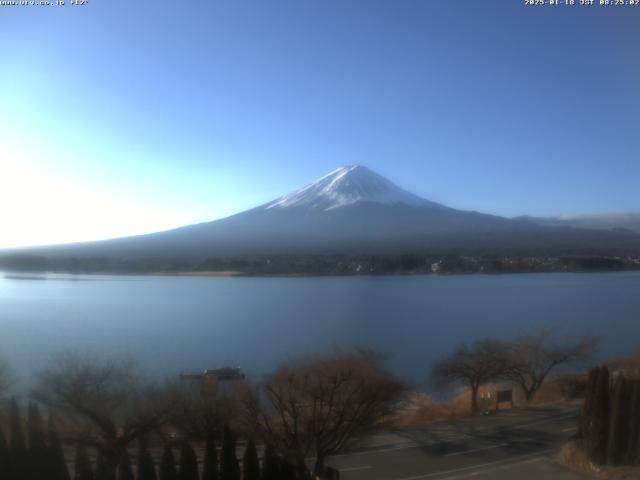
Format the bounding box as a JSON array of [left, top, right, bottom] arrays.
[[495, 389, 514, 411]]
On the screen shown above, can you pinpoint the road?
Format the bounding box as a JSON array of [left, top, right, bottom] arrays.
[[327, 405, 590, 480]]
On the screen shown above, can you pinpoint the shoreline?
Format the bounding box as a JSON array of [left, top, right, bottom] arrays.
[[3, 268, 640, 280], [166, 270, 246, 277]]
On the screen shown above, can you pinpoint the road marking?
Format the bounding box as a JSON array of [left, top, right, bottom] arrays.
[[436, 456, 546, 480], [390, 449, 553, 480], [339, 465, 372, 472], [444, 443, 508, 457], [331, 435, 476, 458], [471, 412, 578, 434], [331, 443, 420, 457], [427, 432, 473, 440], [562, 427, 576, 432]]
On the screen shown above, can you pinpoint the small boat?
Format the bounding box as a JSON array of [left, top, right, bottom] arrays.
[[180, 366, 245, 381]]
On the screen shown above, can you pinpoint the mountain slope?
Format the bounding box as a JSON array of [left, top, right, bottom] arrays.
[[4, 166, 640, 266]]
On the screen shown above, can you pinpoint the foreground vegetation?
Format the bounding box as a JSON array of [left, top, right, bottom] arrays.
[[0, 351, 405, 480], [0, 331, 616, 479], [0, 402, 305, 480], [557, 353, 640, 479], [432, 331, 597, 414]]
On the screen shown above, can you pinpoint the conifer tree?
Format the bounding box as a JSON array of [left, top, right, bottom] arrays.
[[627, 379, 640, 465], [95, 453, 113, 480], [137, 438, 158, 480], [579, 367, 599, 443], [607, 375, 630, 465], [278, 458, 297, 480], [242, 440, 260, 480], [159, 445, 178, 480], [260, 445, 279, 480], [219, 426, 239, 480], [117, 451, 135, 480], [10, 398, 28, 480], [178, 442, 199, 480], [28, 402, 48, 480], [201, 432, 218, 480], [48, 413, 71, 480], [588, 365, 610, 464], [0, 428, 10, 480], [74, 444, 94, 480]]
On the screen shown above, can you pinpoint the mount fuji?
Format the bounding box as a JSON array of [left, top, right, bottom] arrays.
[[263, 165, 436, 211], [4, 166, 640, 269]]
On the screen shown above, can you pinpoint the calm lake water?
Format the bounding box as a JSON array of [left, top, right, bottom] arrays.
[[1, 271, 639, 390]]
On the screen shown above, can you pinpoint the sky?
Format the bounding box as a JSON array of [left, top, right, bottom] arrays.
[[1, 0, 639, 248]]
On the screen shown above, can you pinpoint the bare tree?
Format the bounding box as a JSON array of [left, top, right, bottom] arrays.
[[163, 379, 242, 441], [501, 331, 598, 402], [244, 351, 405, 477], [432, 340, 508, 415], [33, 353, 173, 473]]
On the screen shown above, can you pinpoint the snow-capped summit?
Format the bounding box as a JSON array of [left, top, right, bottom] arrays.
[[264, 165, 434, 211]]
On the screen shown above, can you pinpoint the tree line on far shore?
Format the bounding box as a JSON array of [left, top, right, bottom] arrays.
[[1, 252, 637, 276]]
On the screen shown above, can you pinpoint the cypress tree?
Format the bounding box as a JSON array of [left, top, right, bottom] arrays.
[[74, 444, 94, 480], [95, 453, 111, 480], [201, 432, 218, 480], [219, 426, 239, 480], [260, 446, 279, 480], [242, 440, 260, 480], [137, 438, 157, 480], [588, 365, 610, 465], [178, 442, 199, 480], [607, 375, 630, 465], [10, 398, 28, 480], [579, 367, 599, 443], [159, 445, 178, 480], [0, 428, 10, 480], [116, 451, 134, 480], [48, 413, 71, 480], [627, 379, 640, 465], [28, 402, 48, 480], [278, 458, 296, 480]]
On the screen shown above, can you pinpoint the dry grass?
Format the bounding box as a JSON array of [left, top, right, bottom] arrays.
[[517, 374, 586, 407], [556, 442, 640, 480], [557, 442, 599, 475], [393, 384, 509, 427], [609, 350, 640, 372], [393, 377, 586, 428], [393, 393, 461, 426]]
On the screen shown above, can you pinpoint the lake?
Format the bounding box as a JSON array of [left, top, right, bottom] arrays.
[[1, 271, 639, 391]]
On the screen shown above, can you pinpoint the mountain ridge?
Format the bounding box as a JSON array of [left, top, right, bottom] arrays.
[[1, 166, 639, 273], [515, 213, 640, 234]]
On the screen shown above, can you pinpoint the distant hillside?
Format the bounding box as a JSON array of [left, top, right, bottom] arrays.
[[515, 213, 640, 235]]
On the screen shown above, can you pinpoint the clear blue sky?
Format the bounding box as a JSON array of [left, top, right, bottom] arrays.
[[1, 0, 639, 247]]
